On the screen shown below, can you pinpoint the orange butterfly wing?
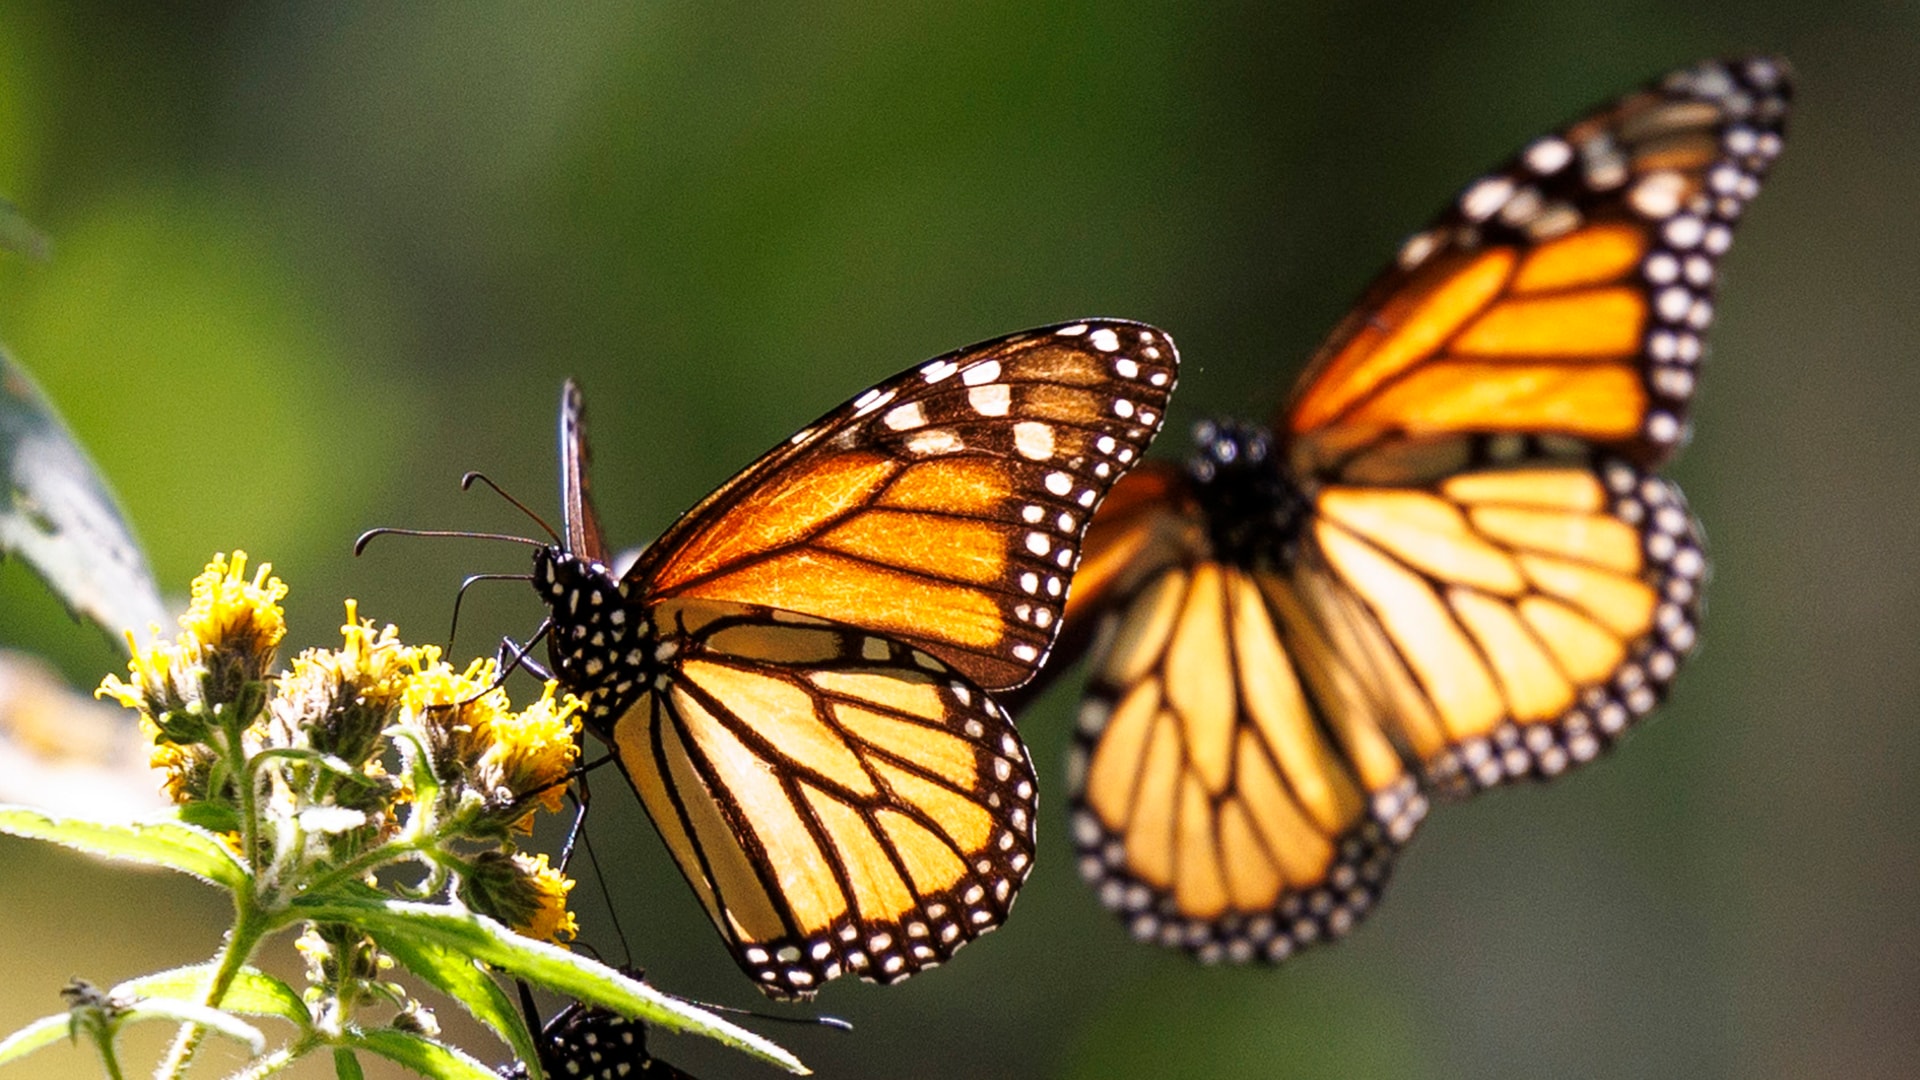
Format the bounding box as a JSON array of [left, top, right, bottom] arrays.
[[1284, 57, 1789, 479], [540, 321, 1178, 997], [626, 320, 1179, 692]]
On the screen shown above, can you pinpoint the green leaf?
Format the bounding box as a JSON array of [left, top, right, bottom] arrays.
[[344, 1027, 498, 1080], [115, 999, 265, 1056], [0, 348, 165, 641], [0, 1013, 72, 1067], [367, 927, 540, 1080], [118, 965, 309, 1030], [172, 800, 243, 836], [0, 805, 247, 890], [333, 1047, 366, 1080], [292, 895, 809, 1074]]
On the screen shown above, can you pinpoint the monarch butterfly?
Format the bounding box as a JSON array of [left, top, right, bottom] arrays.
[[533, 321, 1177, 997], [499, 976, 695, 1080], [1007, 57, 1790, 963]]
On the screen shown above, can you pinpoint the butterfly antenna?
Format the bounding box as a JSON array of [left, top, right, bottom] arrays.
[[463, 471, 561, 544], [353, 526, 545, 556]]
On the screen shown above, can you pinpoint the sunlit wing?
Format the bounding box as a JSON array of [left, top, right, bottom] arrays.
[[623, 320, 1179, 691], [1308, 449, 1703, 794], [1283, 56, 1790, 478], [605, 599, 1037, 999], [1066, 534, 1427, 962]]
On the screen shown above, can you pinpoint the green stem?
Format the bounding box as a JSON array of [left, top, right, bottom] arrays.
[[88, 1022, 126, 1080], [154, 912, 269, 1080]]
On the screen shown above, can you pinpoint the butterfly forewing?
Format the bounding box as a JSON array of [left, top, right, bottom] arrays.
[[624, 320, 1179, 692], [1282, 55, 1791, 478], [599, 600, 1037, 999], [557, 380, 612, 565]]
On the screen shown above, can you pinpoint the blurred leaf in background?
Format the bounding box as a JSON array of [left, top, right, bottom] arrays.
[[0, 345, 163, 640]]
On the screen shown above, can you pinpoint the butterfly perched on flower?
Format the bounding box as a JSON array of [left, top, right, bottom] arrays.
[[533, 321, 1177, 997], [1003, 57, 1790, 963]]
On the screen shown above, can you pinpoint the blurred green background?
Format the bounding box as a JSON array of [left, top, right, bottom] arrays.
[[1, 2, 1916, 1078]]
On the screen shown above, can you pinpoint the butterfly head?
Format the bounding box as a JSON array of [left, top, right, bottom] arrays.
[[532, 545, 653, 736], [1186, 419, 1308, 568]]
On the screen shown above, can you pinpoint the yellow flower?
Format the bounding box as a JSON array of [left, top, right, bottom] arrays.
[[272, 601, 424, 765], [138, 713, 217, 804], [512, 852, 578, 944], [180, 552, 288, 692], [97, 552, 294, 803], [459, 851, 577, 945], [474, 682, 582, 830], [403, 654, 512, 782], [98, 629, 208, 719]]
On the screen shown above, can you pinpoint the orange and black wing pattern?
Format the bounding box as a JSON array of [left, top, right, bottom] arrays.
[[1304, 446, 1705, 795], [1054, 57, 1787, 964], [1285, 56, 1789, 480], [535, 321, 1176, 997], [626, 320, 1179, 693], [603, 601, 1038, 999]]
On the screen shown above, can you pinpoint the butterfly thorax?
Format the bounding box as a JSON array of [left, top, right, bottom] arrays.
[[1187, 419, 1309, 569], [532, 546, 661, 740]]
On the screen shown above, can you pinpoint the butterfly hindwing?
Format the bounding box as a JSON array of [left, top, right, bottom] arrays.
[[1309, 449, 1705, 794], [601, 601, 1036, 999], [1284, 56, 1790, 478], [1067, 538, 1425, 962], [625, 320, 1179, 692]]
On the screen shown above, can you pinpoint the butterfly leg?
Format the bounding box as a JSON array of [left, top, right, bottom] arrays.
[[492, 626, 554, 682], [555, 766, 591, 873]]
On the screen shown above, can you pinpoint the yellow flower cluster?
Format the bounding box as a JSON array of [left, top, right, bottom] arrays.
[[93, 550, 587, 944], [97, 553, 288, 801]]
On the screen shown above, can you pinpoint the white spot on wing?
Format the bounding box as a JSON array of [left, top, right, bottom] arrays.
[[1629, 170, 1687, 219], [1089, 328, 1120, 352], [1013, 421, 1055, 460], [906, 429, 963, 455], [961, 360, 1002, 386], [883, 401, 928, 430], [853, 388, 896, 417], [968, 383, 1011, 416]]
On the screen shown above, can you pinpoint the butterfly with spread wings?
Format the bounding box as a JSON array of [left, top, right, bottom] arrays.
[[1003, 57, 1790, 963], [533, 321, 1177, 998]]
